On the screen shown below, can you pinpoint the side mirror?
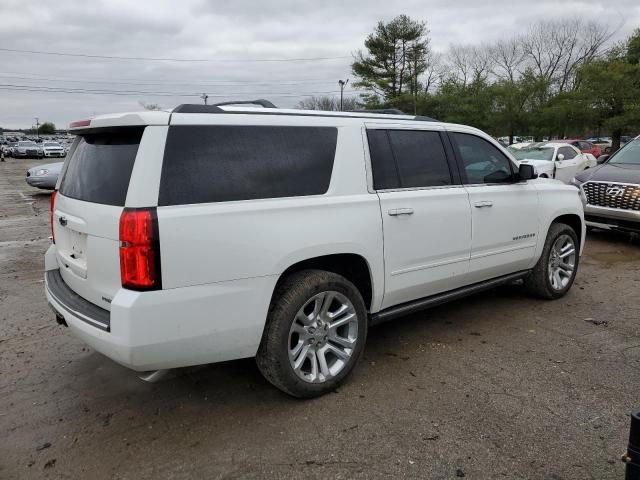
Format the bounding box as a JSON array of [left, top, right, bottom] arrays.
[[518, 163, 537, 181], [597, 154, 609, 165], [556, 153, 565, 161]]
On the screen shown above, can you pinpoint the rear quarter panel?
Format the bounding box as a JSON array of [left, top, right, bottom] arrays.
[[156, 122, 385, 311]]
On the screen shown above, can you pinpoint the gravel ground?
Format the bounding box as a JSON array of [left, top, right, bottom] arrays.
[[1, 156, 640, 479]]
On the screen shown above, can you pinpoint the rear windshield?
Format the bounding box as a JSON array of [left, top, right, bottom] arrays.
[[59, 128, 144, 206], [159, 125, 337, 206]]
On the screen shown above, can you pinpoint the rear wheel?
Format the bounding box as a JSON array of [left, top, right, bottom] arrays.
[[256, 270, 367, 398], [525, 223, 579, 299]]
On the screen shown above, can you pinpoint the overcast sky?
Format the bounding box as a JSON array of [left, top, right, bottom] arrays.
[[0, 0, 638, 129]]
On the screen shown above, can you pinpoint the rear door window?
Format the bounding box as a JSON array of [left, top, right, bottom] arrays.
[[367, 129, 452, 189], [59, 128, 143, 206], [159, 125, 337, 205]]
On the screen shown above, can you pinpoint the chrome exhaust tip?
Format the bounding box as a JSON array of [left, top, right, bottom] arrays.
[[138, 369, 171, 383]]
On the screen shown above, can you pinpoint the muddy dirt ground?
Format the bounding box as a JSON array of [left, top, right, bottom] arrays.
[[1, 156, 639, 479]]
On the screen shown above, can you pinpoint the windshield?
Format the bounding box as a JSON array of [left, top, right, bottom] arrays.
[[44, 142, 60, 147], [609, 138, 640, 165], [18, 141, 36, 146], [510, 147, 555, 161]]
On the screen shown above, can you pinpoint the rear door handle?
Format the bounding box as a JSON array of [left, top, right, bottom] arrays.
[[474, 201, 493, 208], [388, 208, 414, 216]]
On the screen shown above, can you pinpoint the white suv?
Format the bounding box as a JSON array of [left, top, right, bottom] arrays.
[[45, 102, 585, 397]]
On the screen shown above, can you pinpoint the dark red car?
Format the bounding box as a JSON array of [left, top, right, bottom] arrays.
[[555, 139, 602, 158]]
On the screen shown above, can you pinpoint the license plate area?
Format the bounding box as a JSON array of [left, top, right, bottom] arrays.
[[56, 225, 88, 279], [67, 228, 87, 261]]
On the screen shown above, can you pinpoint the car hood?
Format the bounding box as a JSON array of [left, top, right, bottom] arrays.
[[575, 162, 640, 184], [29, 162, 63, 173]]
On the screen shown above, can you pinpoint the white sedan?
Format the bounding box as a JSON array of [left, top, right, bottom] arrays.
[[41, 141, 66, 158], [508, 142, 595, 183]]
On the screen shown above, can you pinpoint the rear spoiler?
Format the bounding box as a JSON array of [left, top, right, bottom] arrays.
[[69, 111, 171, 133]]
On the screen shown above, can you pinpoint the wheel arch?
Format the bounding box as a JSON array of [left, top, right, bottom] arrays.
[[552, 213, 583, 249], [273, 253, 375, 312]]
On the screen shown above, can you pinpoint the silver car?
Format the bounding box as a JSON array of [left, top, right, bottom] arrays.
[[26, 162, 63, 190]]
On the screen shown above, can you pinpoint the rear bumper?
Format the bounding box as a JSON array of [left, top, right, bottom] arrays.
[[44, 245, 275, 371]]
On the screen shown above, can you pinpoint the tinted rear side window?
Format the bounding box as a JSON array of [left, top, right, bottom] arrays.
[[59, 128, 143, 206], [388, 130, 452, 188], [367, 129, 452, 189], [159, 125, 337, 205], [367, 129, 400, 189]]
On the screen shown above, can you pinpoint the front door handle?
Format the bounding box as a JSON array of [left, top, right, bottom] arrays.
[[474, 201, 493, 208], [388, 208, 414, 216]]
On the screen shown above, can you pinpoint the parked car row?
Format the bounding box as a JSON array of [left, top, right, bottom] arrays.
[[2, 140, 67, 158], [586, 136, 634, 153]]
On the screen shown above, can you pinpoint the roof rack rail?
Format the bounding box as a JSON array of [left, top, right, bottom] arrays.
[[171, 103, 438, 121], [349, 108, 407, 115], [213, 99, 277, 108], [172, 99, 277, 114], [348, 108, 437, 121]]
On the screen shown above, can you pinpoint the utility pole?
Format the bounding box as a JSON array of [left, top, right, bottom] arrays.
[[200, 93, 209, 105], [338, 79, 349, 111], [34, 117, 40, 140]]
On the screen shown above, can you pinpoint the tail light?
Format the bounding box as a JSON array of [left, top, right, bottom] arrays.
[[50, 190, 57, 243], [119, 208, 162, 291]]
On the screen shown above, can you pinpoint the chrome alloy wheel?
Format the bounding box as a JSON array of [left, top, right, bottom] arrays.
[[548, 234, 576, 291], [288, 291, 358, 383]]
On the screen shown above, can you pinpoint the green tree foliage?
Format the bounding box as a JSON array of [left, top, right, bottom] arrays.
[[351, 16, 640, 143], [352, 15, 429, 105], [627, 29, 640, 64], [574, 58, 640, 150], [38, 122, 56, 135]]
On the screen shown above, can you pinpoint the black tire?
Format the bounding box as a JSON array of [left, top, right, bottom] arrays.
[[524, 223, 579, 299], [256, 269, 368, 398]]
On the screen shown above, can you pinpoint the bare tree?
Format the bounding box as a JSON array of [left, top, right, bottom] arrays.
[[423, 51, 443, 93], [297, 96, 360, 111], [446, 44, 473, 86], [470, 44, 495, 83], [522, 21, 570, 82], [521, 19, 611, 91], [446, 44, 494, 86], [557, 19, 611, 91], [491, 37, 526, 82]]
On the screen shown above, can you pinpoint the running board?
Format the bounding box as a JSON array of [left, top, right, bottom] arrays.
[[370, 270, 530, 326]]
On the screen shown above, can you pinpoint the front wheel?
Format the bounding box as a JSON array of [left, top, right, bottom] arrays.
[[524, 223, 579, 299], [256, 270, 368, 398]]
